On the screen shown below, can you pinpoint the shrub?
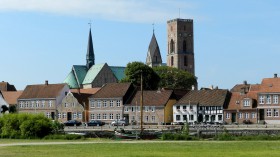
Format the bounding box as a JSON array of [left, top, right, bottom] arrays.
[[162, 133, 193, 140]]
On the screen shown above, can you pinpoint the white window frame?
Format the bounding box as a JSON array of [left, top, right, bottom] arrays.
[[266, 95, 271, 104], [110, 100, 114, 107], [259, 95, 264, 104], [152, 116, 155, 122], [145, 106, 149, 112], [19, 101, 23, 108], [25, 101, 28, 108], [103, 101, 107, 107], [274, 109, 279, 117], [97, 100, 101, 108], [124, 106, 129, 112], [90, 100, 95, 108], [273, 95, 278, 104], [103, 113, 107, 119], [252, 112, 256, 118], [63, 112, 66, 119], [116, 113, 121, 120], [238, 112, 243, 119], [109, 113, 114, 120], [151, 106, 155, 112], [226, 113, 230, 119], [97, 114, 101, 119], [49, 100, 52, 108], [90, 114, 95, 120], [78, 112, 82, 119], [36, 100, 39, 108], [46, 112, 51, 118], [73, 112, 77, 119], [245, 113, 249, 119], [267, 109, 272, 117], [243, 99, 250, 107], [41, 100, 45, 108], [116, 100, 121, 107], [58, 113, 62, 119], [31, 101, 34, 108]]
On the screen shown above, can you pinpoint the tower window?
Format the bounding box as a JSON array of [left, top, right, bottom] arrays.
[[184, 56, 188, 66], [170, 39, 174, 53], [184, 25, 186, 31], [171, 56, 174, 66], [183, 40, 187, 52]]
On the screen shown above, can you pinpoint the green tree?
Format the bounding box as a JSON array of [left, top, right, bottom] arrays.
[[153, 66, 197, 89], [1, 105, 9, 113], [121, 62, 160, 90]]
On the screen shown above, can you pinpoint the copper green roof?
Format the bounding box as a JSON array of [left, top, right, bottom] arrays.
[[82, 63, 106, 84], [63, 71, 79, 89], [72, 65, 88, 86], [110, 66, 126, 81]]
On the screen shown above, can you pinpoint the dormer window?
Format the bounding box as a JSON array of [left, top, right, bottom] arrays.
[[243, 99, 250, 107]]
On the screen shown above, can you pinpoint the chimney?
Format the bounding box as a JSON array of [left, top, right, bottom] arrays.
[[274, 73, 277, 78], [45, 80, 48, 85], [243, 80, 247, 85]]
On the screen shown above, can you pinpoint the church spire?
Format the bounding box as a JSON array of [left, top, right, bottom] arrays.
[[86, 26, 95, 69], [146, 24, 162, 67]]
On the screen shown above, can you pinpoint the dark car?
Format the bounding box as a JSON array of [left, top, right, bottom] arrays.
[[64, 120, 82, 126], [87, 120, 105, 126]]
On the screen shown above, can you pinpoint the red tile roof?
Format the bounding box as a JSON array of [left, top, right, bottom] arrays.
[[127, 90, 173, 106], [259, 78, 280, 93], [176, 89, 229, 106], [18, 84, 67, 99], [2, 91, 23, 105], [71, 88, 100, 95], [92, 83, 132, 98]]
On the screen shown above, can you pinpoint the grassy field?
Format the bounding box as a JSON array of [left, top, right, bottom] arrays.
[[1, 140, 280, 157]]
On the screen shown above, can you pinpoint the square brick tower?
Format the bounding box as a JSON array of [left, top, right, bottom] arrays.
[[167, 18, 195, 75]]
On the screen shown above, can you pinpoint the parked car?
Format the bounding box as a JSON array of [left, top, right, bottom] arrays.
[[64, 120, 82, 126], [87, 120, 105, 126], [111, 119, 128, 126]]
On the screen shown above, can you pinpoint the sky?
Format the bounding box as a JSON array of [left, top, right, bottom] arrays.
[[1, 0, 280, 90]]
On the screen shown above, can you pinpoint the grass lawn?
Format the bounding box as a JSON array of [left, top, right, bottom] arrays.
[[0, 140, 280, 157]]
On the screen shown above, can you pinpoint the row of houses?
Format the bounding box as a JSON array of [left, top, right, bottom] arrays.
[[1, 74, 280, 125]]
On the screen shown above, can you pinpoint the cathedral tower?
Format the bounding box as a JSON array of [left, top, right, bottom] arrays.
[[86, 28, 95, 69], [167, 18, 195, 75]]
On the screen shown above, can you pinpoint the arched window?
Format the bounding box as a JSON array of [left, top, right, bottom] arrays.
[[183, 40, 187, 52], [170, 39, 174, 53], [184, 56, 187, 66], [171, 56, 174, 66]]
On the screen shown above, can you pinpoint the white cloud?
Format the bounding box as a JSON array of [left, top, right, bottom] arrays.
[[0, 0, 196, 23]]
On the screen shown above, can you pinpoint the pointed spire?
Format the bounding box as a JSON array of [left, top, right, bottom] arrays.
[[146, 24, 162, 67], [86, 25, 95, 69]]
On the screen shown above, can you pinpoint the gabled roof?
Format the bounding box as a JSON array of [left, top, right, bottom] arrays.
[[92, 83, 132, 98], [176, 89, 229, 106], [73, 65, 88, 86], [259, 78, 280, 93], [110, 66, 126, 81], [71, 88, 100, 95], [0, 82, 16, 91], [2, 91, 23, 105], [18, 83, 67, 99], [64, 71, 79, 89], [146, 33, 162, 65], [127, 90, 173, 106], [82, 63, 106, 84]]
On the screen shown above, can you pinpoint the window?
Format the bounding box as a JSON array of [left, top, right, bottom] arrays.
[[116, 100, 121, 107], [103, 101, 107, 107], [184, 56, 187, 66], [226, 113, 230, 119], [245, 113, 249, 119], [73, 112, 77, 119], [116, 113, 121, 120], [97, 100, 101, 108], [124, 106, 129, 112], [131, 106, 135, 112], [36, 101, 39, 108], [243, 99, 250, 107], [189, 115, 194, 121], [176, 115, 180, 121], [183, 115, 187, 121], [90, 100, 95, 108], [152, 116, 155, 122], [267, 109, 272, 117], [25, 101, 29, 108], [145, 106, 149, 112], [266, 95, 271, 104], [41, 100, 45, 108], [31, 101, 34, 108], [274, 109, 279, 117], [238, 113, 243, 119], [19, 101, 23, 108], [259, 95, 264, 104], [58, 113, 61, 119], [190, 105, 193, 110], [176, 106, 180, 110], [170, 39, 174, 53], [171, 56, 174, 66], [49, 100, 52, 108], [90, 114, 95, 120], [109, 114, 114, 120], [145, 116, 149, 122], [110, 100, 114, 107], [78, 112, 82, 119], [183, 40, 187, 52], [103, 114, 107, 119], [218, 115, 222, 121], [183, 106, 187, 110], [65, 103, 68, 108], [63, 113, 66, 119], [46, 112, 51, 118], [97, 114, 101, 119], [151, 106, 155, 112], [273, 95, 279, 104], [252, 112, 256, 118]]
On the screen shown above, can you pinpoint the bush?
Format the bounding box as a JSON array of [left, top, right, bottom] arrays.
[[43, 134, 85, 140], [162, 133, 194, 140]]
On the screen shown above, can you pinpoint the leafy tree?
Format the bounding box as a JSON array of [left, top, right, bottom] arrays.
[[9, 105, 17, 113], [153, 66, 197, 89], [121, 62, 160, 90], [1, 105, 9, 113]]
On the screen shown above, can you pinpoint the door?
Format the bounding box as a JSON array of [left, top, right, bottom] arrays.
[[67, 112, 72, 121], [197, 114, 203, 123], [231, 113, 236, 123], [259, 109, 264, 120], [51, 112, 55, 120]]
